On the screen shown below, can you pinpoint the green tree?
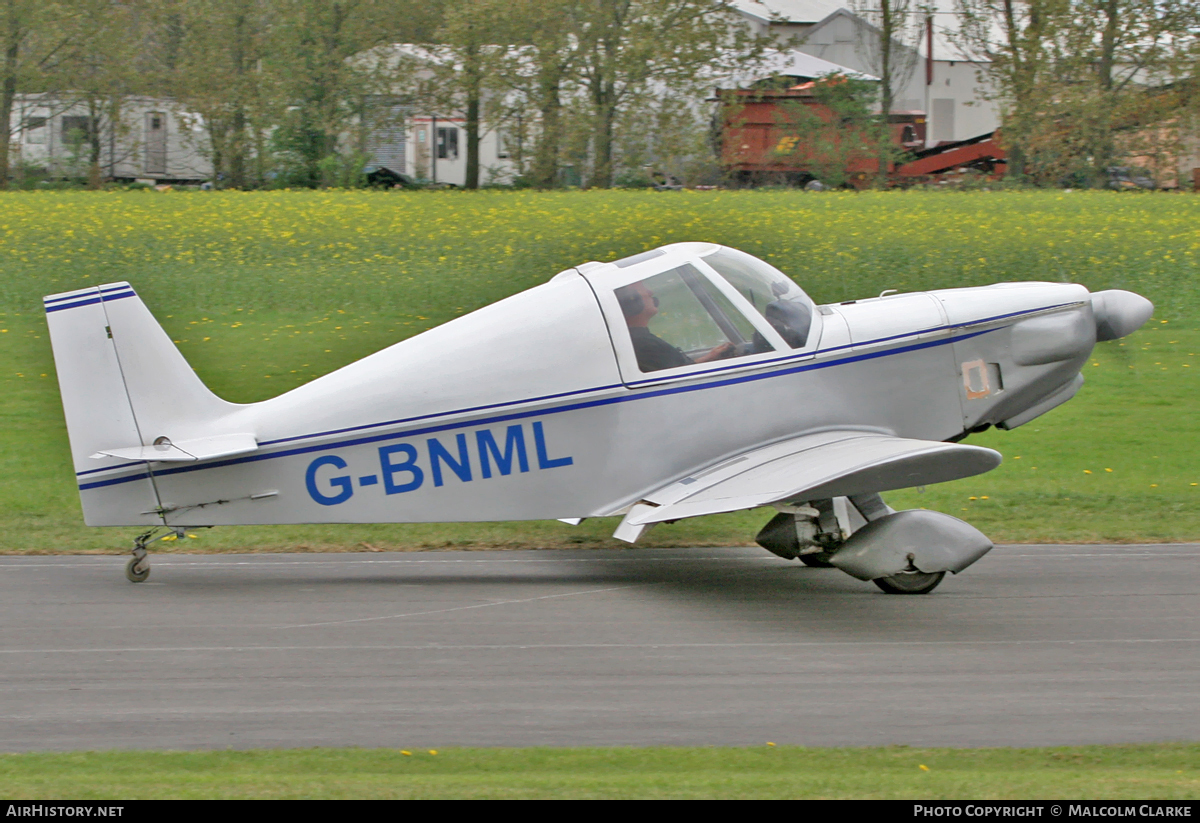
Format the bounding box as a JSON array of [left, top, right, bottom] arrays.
[[268, 0, 402, 187], [850, 0, 924, 178], [953, 0, 1071, 182], [575, 0, 763, 188], [615, 88, 722, 186], [489, 0, 588, 188], [155, 0, 274, 188], [956, 0, 1197, 186], [432, 5, 497, 189], [0, 0, 78, 188], [58, 0, 147, 187], [1049, 0, 1196, 186]]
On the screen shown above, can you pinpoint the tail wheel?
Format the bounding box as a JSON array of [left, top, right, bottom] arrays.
[[874, 570, 944, 594], [125, 557, 150, 583]]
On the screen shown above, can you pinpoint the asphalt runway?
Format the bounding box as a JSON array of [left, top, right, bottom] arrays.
[[1, 544, 1198, 752]]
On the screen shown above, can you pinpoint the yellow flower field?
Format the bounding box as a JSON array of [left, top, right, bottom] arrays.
[[0, 189, 1196, 317]]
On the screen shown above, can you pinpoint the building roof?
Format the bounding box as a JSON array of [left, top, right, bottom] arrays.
[[760, 48, 878, 81], [716, 47, 876, 90], [735, 1, 982, 63], [730, 0, 843, 25]]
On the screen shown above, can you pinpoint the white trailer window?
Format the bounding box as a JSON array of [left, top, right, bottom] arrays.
[[24, 116, 46, 144], [437, 127, 458, 160]]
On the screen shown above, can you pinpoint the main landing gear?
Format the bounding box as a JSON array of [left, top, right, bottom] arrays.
[[125, 527, 187, 583], [756, 497, 994, 595], [874, 570, 945, 595]]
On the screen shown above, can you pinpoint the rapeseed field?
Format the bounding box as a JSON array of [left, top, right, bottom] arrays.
[[1, 189, 1196, 317], [0, 189, 1195, 551]]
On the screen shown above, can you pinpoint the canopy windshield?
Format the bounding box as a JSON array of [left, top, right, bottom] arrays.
[[700, 247, 814, 349]]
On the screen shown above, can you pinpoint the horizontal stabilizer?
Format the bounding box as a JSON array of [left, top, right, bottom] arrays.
[[92, 433, 258, 463], [615, 431, 1000, 538]]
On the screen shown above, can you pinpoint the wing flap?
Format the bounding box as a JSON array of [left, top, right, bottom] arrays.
[[619, 431, 1000, 533], [91, 433, 258, 463]]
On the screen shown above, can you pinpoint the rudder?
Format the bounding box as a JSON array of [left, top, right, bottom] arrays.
[[44, 283, 238, 526]]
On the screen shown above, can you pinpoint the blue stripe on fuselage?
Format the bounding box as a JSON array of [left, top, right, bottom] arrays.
[[263, 301, 1078, 441], [76, 325, 999, 491]]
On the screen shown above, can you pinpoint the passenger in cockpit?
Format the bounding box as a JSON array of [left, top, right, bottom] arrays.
[[616, 281, 734, 372]]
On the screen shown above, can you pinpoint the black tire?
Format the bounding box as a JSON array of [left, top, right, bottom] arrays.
[[798, 553, 835, 568], [874, 571, 944, 594], [124, 557, 149, 583]]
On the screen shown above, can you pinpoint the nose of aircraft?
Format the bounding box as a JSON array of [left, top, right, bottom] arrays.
[[1091, 289, 1154, 341]]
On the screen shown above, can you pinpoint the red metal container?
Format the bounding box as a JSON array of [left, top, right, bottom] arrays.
[[716, 84, 927, 187]]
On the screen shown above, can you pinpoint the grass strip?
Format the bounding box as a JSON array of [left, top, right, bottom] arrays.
[[1, 744, 1198, 799]]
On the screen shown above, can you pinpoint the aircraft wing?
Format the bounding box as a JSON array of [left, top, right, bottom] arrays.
[[613, 431, 1000, 541]]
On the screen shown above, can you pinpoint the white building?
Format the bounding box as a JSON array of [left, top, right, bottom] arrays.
[[9, 95, 212, 183], [356, 44, 520, 187], [732, 1, 1001, 145], [391, 113, 517, 187]]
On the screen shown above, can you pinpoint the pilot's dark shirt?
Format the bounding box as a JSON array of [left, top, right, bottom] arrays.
[[628, 326, 691, 372]]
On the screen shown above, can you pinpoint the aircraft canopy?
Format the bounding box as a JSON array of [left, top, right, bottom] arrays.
[[584, 244, 818, 381]]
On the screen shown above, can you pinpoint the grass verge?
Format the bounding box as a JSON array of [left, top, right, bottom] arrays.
[[1, 744, 1198, 799]]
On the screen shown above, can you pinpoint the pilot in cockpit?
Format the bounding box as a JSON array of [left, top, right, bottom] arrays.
[[616, 280, 734, 373]]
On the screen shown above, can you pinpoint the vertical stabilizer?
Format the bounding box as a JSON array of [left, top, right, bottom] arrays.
[[44, 283, 238, 526], [45, 285, 146, 473]]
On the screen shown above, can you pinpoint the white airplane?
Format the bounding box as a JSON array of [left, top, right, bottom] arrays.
[[44, 243, 1152, 593]]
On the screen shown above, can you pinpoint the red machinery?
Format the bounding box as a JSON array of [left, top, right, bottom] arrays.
[[895, 131, 1007, 180], [716, 82, 1005, 187]]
